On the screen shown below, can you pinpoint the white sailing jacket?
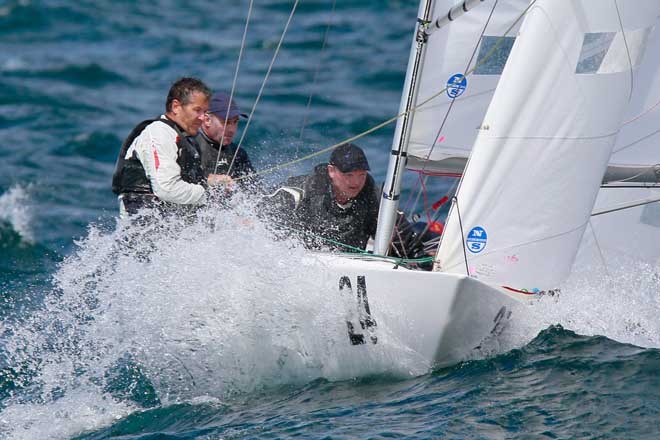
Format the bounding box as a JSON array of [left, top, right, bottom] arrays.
[[124, 116, 207, 205]]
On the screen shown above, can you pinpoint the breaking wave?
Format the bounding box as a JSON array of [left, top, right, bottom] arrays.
[[501, 257, 660, 354], [0, 185, 34, 245], [0, 196, 428, 439]]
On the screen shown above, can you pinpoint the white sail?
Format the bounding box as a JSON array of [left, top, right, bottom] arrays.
[[406, 0, 529, 175], [582, 21, 660, 266], [435, 0, 660, 291]]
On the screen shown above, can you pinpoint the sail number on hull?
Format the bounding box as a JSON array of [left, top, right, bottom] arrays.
[[338, 275, 377, 345]]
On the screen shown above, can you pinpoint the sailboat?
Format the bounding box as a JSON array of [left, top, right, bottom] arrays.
[[304, 0, 660, 367]]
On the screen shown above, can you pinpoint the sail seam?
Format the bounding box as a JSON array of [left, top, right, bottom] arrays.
[[482, 133, 619, 141], [440, 220, 589, 275]]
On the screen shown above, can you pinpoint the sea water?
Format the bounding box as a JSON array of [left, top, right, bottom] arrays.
[[1, 1, 659, 438]]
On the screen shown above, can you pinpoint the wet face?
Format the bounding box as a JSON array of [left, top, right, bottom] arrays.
[[328, 165, 368, 203], [202, 113, 239, 146], [169, 91, 209, 135]]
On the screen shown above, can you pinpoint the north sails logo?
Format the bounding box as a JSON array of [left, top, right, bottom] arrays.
[[466, 226, 487, 253]]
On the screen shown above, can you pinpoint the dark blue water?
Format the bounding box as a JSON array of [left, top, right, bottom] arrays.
[[1, 1, 659, 438]]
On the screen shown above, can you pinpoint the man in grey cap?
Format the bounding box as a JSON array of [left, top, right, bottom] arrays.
[[195, 91, 258, 191], [266, 143, 422, 257]]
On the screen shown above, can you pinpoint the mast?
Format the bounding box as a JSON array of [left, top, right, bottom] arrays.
[[372, 0, 434, 256], [373, 0, 488, 255]]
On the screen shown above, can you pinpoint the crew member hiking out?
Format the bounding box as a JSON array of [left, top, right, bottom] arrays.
[[265, 143, 424, 258], [112, 77, 227, 218]]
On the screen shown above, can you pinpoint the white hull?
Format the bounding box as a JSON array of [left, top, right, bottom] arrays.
[[306, 254, 533, 367]]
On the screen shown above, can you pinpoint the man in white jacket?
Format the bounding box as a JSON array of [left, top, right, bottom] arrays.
[[112, 77, 226, 217]]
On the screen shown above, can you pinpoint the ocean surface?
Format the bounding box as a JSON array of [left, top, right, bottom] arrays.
[[1, 0, 659, 439]]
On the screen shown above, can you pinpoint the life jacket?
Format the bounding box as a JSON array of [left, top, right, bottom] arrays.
[[111, 117, 205, 195], [278, 164, 380, 250]]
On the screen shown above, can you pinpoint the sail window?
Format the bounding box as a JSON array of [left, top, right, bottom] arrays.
[[474, 36, 516, 75], [576, 27, 653, 74], [641, 202, 660, 228]]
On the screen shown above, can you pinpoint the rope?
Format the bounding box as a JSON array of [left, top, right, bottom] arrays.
[[409, 180, 458, 251], [235, 114, 401, 181], [228, 0, 301, 176], [213, 0, 253, 175], [234, 0, 538, 183], [267, 217, 434, 267]]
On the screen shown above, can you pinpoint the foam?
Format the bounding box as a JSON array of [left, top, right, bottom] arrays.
[[0, 185, 34, 244]]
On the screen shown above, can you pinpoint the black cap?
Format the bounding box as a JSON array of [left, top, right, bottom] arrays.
[[329, 143, 370, 173]]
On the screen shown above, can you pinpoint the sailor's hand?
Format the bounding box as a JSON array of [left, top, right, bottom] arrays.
[[207, 174, 236, 190]]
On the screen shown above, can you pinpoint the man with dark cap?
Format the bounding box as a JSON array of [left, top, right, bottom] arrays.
[[266, 143, 421, 256], [195, 91, 258, 191]]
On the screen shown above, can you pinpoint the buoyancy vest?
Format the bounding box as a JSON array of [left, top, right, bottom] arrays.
[[279, 164, 380, 250], [112, 117, 205, 195], [196, 131, 256, 177]]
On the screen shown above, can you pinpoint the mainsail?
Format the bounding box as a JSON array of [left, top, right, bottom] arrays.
[[435, 0, 660, 290], [406, 0, 529, 175]]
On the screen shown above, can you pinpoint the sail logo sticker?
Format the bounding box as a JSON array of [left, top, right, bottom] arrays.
[[466, 226, 487, 253], [446, 73, 467, 99]]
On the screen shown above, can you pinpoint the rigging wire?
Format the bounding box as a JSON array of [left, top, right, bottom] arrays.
[[452, 196, 470, 276], [591, 195, 660, 217], [612, 125, 660, 156], [298, 0, 338, 152], [228, 0, 301, 176], [419, 0, 500, 171], [400, 0, 500, 230], [213, 0, 254, 175], [234, 0, 538, 183], [586, 221, 612, 278], [614, 0, 635, 102]]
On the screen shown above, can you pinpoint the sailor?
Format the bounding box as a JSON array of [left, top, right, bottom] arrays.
[[266, 143, 423, 257], [195, 91, 259, 191], [112, 77, 227, 218]]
